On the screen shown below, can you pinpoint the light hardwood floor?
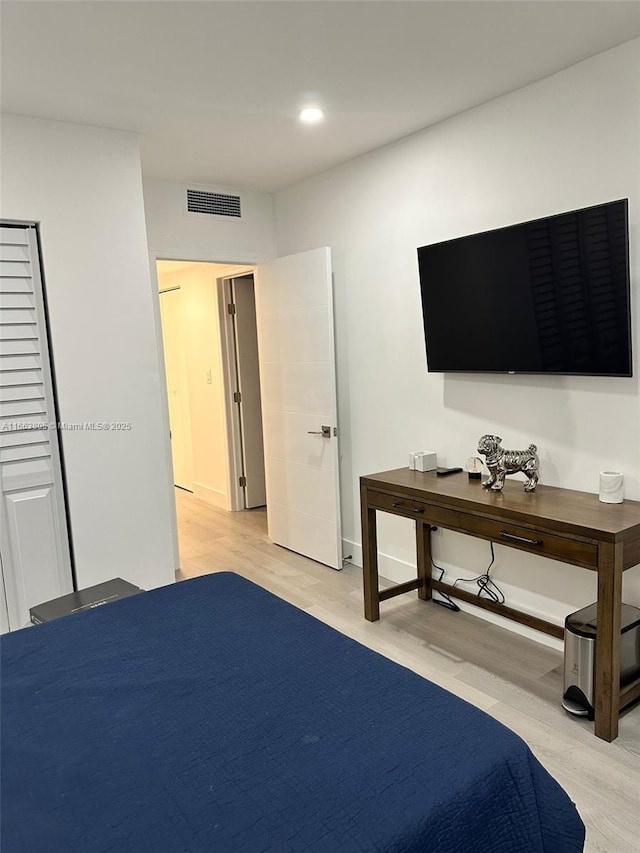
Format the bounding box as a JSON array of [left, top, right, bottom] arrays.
[[175, 488, 640, 853]]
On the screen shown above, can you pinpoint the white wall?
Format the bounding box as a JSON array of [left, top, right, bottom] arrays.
[[157, 263, 229, 508], [144, 178, 276, 263], [275, 41, 640, 645], [0, 114, 176, 591]]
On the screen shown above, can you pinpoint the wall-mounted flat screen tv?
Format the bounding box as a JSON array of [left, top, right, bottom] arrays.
[[417, 199, 632, 376]]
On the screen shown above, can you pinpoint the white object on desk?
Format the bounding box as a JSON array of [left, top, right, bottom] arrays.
[[599, 471, 624, 504], [414, 451, 438, 472]]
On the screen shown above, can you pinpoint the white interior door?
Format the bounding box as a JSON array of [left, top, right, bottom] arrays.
[[255, 248, 342, 569], [159, 288, 194, 491], [0, 223, 74, 630], [232, 276, 266, 509]]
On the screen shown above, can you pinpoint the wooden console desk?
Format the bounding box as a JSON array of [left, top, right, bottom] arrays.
[[360, 468, 640, 741]]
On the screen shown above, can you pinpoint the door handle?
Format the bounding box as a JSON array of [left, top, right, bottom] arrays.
[[308, 425, 331, 437]]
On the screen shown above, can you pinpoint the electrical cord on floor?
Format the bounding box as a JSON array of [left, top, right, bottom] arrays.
[[431, 541, 505, 611], [450, 542, 505, 604], [430, 557, 460, 612]]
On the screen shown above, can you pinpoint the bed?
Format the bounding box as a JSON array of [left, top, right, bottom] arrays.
[[1, 572, 584, 852]]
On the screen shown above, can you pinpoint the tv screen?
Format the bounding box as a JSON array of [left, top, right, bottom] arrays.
[[417, 199, 632, 376]]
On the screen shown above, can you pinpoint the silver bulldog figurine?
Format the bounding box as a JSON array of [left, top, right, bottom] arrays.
[[477, 435, 539, 492]]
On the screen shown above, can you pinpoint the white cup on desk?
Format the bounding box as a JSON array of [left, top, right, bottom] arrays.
[[599, 471, 624, 503]]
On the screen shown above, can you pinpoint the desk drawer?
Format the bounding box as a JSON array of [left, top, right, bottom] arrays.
[[368, 489, 598, 569], [464, 516, 598, 569], [368, 490, 429, 517]]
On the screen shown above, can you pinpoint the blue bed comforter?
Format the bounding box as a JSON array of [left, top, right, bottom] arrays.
[[1, 572, 584, 852]]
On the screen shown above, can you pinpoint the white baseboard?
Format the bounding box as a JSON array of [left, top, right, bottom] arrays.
[[193, 483, 229, 510], [342, 537, 563, 652]]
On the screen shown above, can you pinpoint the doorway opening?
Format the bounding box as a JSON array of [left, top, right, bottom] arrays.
[[153, 247, 343, 574], [156, 260, 266, 517]]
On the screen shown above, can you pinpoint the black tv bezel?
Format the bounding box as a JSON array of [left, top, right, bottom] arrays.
[[417, 198, 633, 377]]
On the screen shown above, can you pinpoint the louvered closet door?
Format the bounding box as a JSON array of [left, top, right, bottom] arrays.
[[0, 224, 73, 630]]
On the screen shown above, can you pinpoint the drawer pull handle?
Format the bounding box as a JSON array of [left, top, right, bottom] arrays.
[[392, 502, 424, 514], [500, 530, 543, 547]]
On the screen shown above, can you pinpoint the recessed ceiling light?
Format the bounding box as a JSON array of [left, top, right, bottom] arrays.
[[299, 107, 324, 124]]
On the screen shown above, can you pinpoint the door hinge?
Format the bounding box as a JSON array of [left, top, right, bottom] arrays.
[[239, 476, 247, 487], [227, 302, 236, 315], [233, 391, 242, 403]]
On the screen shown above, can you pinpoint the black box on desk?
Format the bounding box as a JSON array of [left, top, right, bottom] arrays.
[[30, 578, 142, 625]]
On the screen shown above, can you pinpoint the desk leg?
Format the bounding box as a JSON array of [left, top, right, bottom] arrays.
[[594, 542, 623, 742], [361, 483, 379, 621], [417, 521, 432, 602]]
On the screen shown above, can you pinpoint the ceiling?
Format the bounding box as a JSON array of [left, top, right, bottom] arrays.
[[2, 1, 639, 193], [156, 260, 201, 276], [156, 259, 238, 276]]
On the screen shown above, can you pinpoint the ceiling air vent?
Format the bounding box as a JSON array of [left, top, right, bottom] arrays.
[[186, 188, 242, 218]]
